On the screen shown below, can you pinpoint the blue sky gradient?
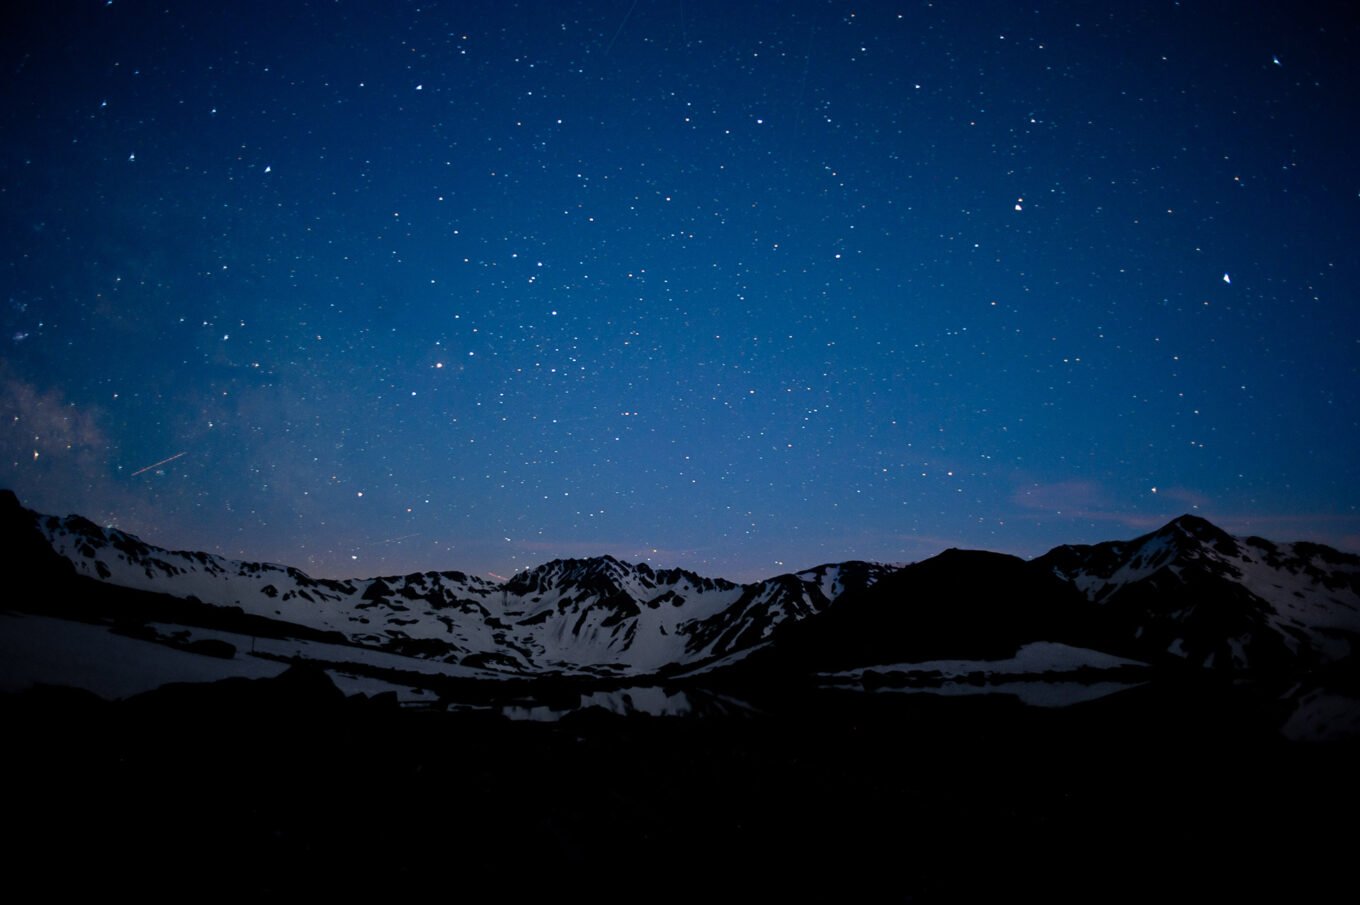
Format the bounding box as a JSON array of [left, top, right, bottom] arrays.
[[3, 1, 1357, 580]]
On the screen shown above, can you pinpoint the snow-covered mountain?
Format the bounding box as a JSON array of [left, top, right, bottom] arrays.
[[3, 491, 891, 676], [1034, 514, 1360, 671], [4, 490, 1358, 696]]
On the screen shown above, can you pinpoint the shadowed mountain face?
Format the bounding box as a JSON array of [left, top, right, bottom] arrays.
[[3, 490, 1359, 686], [751, 549, 1109, 675], [1033, 514, 1360, 671]]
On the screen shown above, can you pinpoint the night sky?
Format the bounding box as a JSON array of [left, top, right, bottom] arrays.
[[2, 1, 1357, 582]]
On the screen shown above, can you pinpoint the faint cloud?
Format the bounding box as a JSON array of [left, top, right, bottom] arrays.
[[1011, 479, 1191, 530], [0, 376, 105, 455], [0, 364, 195, 547], [0, 368, 197, 549], [0, 369, 110, 514]]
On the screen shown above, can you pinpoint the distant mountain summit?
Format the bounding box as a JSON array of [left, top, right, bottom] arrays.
[[1034, 514, 1360, 671]]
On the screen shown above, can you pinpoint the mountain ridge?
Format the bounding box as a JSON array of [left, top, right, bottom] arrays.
[[1, 490, 896, 677], [4, 489, 1359, 688]]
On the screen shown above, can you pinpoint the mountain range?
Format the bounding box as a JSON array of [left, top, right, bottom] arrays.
[[3, 489, 1359, 717], [6, 490, 1360, 897]]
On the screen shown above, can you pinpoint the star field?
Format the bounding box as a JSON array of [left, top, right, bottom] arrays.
[[2, 1, 1358, 581]]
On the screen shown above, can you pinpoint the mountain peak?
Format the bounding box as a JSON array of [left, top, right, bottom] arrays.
[[502, 554, 657, 597], [1164, 512, 1216, 532], [1151, 513, 1240, 556]]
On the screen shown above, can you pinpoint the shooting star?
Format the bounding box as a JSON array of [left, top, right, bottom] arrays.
[[129, 451, 186, 477]]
